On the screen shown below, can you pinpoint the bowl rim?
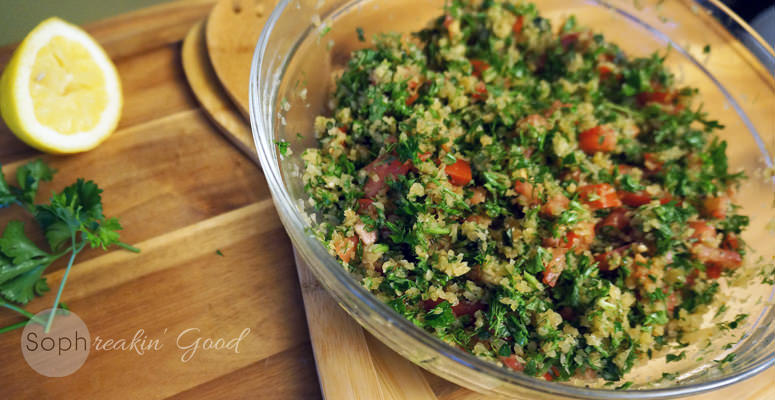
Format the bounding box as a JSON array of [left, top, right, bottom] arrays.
[[249, 0, 775, 398]]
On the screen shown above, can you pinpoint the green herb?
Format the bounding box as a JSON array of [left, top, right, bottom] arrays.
[[356, 27, 366, 42], [215, 249, 224, 257], [0, 160, 137, 333], [275, 140, 290, 156], [702, 44, 710, 54], [666, 351, 686, 363]]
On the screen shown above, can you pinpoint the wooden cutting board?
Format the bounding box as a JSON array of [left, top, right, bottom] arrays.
[[0, 1, 772, 399]]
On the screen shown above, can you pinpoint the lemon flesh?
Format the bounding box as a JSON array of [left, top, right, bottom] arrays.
[[0, 18, 122, 154]]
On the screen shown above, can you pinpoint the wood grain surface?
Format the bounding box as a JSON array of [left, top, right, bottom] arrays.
[[206, 0, 278, 117], [0, 1, 772, 399], [182, 19, 257, 161]]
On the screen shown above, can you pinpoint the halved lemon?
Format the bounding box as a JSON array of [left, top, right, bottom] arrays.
[[0, 18, 122, 154]]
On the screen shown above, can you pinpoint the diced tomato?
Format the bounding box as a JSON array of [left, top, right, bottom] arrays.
[[417, 151, 432, 161], [702, 196, 730, 219], [512, 15, 524, 36], [543, 371, 554, 381], [422, 298, 442, 311], [665, 290, 679, 314], [722, 233, 740, 251], [578, 125, 617, 154], [637, 89, 676, 105], [542, 248, 567, 287], [688, 220, 716, 246], [519, 114, 549, 131], [334, 236, 358, 263], [338, 126, 348, 134], [452, 301, 485, 317], [443, 14, 454, 30], [469, 187, 487, 205], [560, 32, 580, 49], [578, 184, 622, 210], [563, 231, 581, 249], [470, 59, 490, 79], [357, 198, 374, 214], [595, 245, 629, 271], [705, 263, 723, 279], [540, 194, 569, 217], [559, 306, 575, 321], [692, 245, 743, 270], [643, 153, 663, 172], [499, 355, 525, 372], [597, 64, 613, 79], [406, 92, 419, 106], [619, 190, 653, 207], [543, 100, 571, 117], [472, 81, 487, 101], [514, 180, 537, 201], [445, 158, 472, 186], [362, 156, 411, 197], [598, 207, 630, 231]]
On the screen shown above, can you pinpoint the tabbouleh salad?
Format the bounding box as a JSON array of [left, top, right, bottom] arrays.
[[299, 0, 750, 382]]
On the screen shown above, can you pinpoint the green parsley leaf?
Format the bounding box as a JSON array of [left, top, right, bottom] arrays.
[[425, 301, 455, 329], [666, 351, 686, 363]]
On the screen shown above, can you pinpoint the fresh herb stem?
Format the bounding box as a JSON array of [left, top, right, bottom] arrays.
[[0, 300, 36, 319], [44, 237, 86, 333], [0, 321, 28, 334], [117, 242, 141, 253]]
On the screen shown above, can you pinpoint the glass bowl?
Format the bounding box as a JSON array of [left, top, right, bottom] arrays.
[[249, 0, 775, 398]]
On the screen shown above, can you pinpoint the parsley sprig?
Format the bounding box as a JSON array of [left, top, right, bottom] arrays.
[[0, 160, 138, 333]]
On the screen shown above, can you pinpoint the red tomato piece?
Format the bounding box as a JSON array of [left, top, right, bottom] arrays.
[[595, 245, 629, 271], [334, 236, 358, 263], [357, 198, 374, 214], [512, 15, 524, 35], [578, 125, 617, 154], [637, 89, 676, 105], [619, 190, 653, 207], [513, 180, 537, 202], [702, 196, 730, 219], [452, 301, 485, 317], [578, 184, 622, 210], [542, 248, 567, 287], [705, 263, 723, 279], [722, 233, 740, 251], [499, 355, 525, 372], [560, 32, 580, 49], [472, 81, 487, 101], [666, 290, 679, 314], [406, 92, 419, 106], [362, 156, 411, 197], [688, 220, 716, 246], [692, 245, 743, 270], [470, 59, 490, 79], [445, 159, 472, 186], [443, 14, 453, 30], [540, 194, 570, 217], [422, 299, 442, 311], [598, 207, 630, 231], [597, 64, 613, 79], [643, 152, 663, 172], [469, 187, 487, 205]]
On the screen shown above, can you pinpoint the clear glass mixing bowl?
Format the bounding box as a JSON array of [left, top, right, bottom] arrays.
[[249, 0, 775, 398]]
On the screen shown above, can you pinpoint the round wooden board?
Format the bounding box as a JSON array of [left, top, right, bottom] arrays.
[[205, 0, 278, 118], [181, 19, 257, 162]]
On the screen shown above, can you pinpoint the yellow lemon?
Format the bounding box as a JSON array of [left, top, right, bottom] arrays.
[[0, 18, 122, 154]]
